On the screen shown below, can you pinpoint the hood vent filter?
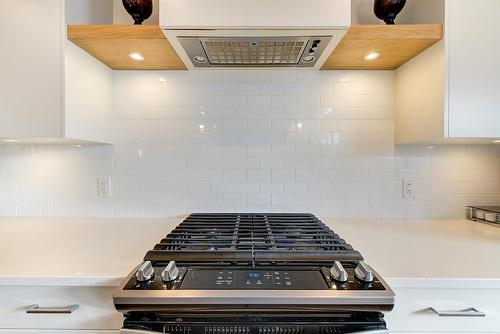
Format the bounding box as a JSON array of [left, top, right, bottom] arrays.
[[179, 36, 332, 68]]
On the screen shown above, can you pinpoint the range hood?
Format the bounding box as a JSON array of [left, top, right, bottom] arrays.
[[159, 0, 351, 69]]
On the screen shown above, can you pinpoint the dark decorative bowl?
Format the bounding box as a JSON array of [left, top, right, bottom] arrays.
[[374, 0, 407, 25], [122, 0, 153, 25]]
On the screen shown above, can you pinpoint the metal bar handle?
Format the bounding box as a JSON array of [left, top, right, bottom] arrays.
[[26, 304, 79, 314], [430, 307, 486, 317], [351, 331, 389, 334]]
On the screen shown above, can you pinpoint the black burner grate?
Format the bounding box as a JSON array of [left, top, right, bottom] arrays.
[[144, 213, 362, 265]]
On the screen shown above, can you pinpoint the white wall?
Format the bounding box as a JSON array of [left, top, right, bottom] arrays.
[[352, 0, 445, 24], [0, 70, 498, 218], [113, 0, 159, 25], [66, 0, 113, 24], [64, 41, 114, 143]]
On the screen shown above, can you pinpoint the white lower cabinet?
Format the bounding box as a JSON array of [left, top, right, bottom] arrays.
[[386, 287, 500, 333], [2, 284, 499, 333], [0, 286, 123, 330], [0, 329, 120, 334]]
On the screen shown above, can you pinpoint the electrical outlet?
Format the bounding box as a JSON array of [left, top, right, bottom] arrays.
[[403, 179, 416, 198], [97, 177, 112, 198]]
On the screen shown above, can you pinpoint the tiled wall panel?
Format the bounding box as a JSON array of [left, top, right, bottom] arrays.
[[0, 70, 498, 218]]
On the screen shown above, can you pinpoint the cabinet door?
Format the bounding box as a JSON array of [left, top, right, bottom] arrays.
[[0, 286, 122, 330], [0, 332, 118, 334], [0, 0, 63, 138], [386, 287, 500, 333], [446, 0, 500, 138]]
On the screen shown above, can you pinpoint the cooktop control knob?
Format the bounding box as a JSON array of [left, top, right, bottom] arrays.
[[354, 262, 374, 283], [330, 261, 348, 283], [161, 261, 179, 282], [136, 261, 155, 282]]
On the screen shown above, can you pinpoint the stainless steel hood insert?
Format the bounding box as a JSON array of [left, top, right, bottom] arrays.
[[160, 0, 350, 69], [179, 36, 332, 68]]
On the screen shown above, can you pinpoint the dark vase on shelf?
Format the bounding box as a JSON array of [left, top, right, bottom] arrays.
[[374, 0, 407, 25], [122, 0, 153, 25]]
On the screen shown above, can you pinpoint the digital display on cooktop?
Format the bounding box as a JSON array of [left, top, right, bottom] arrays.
[[180, 269, 329, 290]]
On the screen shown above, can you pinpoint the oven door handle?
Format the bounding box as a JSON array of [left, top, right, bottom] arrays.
[[120, 329, 389, 334]]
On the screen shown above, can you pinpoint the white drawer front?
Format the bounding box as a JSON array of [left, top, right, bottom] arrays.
[[386, 287, 500, 333], [0, 331, 118, 334], [0, 286, 123, 330], [0, 329, 120, 334]]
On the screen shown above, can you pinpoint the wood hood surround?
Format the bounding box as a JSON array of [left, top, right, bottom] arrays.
[[67, 24, 443, 71]]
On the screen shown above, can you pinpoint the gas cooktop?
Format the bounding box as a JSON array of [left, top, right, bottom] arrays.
[[114, 213, 394, 310], [114, 213, 394, 334]]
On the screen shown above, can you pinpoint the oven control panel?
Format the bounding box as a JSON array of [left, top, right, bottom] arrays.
[[123, 266, 387, 291], [181, 269, 328, 290]]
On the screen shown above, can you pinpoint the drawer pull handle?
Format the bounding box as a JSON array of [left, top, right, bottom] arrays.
[[26, 304, 79, 314], [430, 307, 485, 317]]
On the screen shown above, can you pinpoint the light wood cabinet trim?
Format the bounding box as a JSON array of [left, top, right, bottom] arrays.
[[67, 25, 186, 70], [321, 24, 443, 70]]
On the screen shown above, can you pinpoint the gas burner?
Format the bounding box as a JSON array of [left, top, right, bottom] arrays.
[[145, 213, 362, 264]]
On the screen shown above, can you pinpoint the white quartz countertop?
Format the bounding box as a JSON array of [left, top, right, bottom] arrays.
[[0, 217, 499, 288]]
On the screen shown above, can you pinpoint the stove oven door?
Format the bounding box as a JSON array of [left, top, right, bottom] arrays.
[[120, 330, 389, 334], [119, 311, 389, 334]]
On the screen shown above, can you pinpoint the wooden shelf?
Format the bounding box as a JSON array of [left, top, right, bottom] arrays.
[[321, 24, 443, 70], [67, 25, 186, 70], [68, 24, 442, 71]]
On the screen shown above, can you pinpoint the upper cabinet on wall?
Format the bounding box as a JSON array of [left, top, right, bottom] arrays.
[[0, 0, 114, 144], [396, 0, 500, 144]]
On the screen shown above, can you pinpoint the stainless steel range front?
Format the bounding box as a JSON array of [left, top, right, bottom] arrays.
[[114, 213, 395, 334]]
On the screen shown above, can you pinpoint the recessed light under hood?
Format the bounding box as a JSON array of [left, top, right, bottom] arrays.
[[159, 0, 351, 69]]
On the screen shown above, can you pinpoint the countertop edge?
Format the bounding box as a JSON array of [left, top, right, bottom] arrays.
[[0, 276, 123, 287], [386, 277, 500, 289]]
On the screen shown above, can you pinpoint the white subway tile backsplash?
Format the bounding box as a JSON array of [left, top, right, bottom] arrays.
[[0, 70, 498, 219], [223, 193, 246, 206], [236, 181, 259, 193], [272, 71, 297, 83], [248, 95, 272, 107], [247, 169, 272, 181], [223, 169, 246, 181], [198, 169, 223, 181], [260, 182, 284, 193], [272, 95, 297, 108], [247, 71, 272, 83], [199, 193, 222, 207], [211, 181, 236, 193], [247, 193, 272, 206], [247, 145, 272, 157], [260, 107, 285, 120], [260, 83, 284, 95], [271, 169, 295, 182], [272, 193, 295, 206], [271, 145, 296, 157], [235, 157, 260, 169]]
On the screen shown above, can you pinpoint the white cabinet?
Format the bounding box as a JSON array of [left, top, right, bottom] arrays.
[[0, 0, 63, 139], [0, 0, 113, 143], [0, 332, 118, 334], [445, 0, 500, 139], [386, 286, 500, 333], [0, 285, 122, 330], [395, 0, 500, 144]]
